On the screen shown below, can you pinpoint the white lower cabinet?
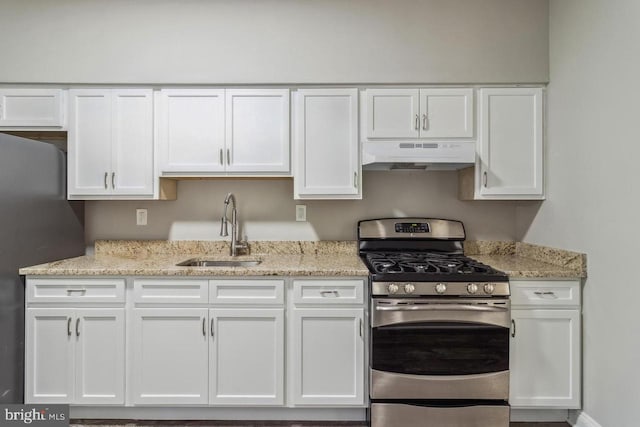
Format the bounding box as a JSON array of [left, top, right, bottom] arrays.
[[132, 308, 209, 405], [25, 307, 125, 404], [210, 309, 284, 405], [509, 280, 581, 409], [292, 308, 365, 406], [131, 279, 286, 407]]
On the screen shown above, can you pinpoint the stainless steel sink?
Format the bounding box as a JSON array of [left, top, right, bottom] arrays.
[[176, 258, 262, 267]]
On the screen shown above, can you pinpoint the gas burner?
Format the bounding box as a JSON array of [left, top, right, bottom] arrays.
[[365, 252, 498, 276]]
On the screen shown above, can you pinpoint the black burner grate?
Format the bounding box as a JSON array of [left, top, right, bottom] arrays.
[[365, 252, 498, 276]]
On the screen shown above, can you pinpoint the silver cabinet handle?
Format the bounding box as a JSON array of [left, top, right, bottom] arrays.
[[353, 172, 358, 188], [415, 114, 420, 130], [511, 319, 516, 338], [483, 171, 488, 187], [104, 172, 108, 189], [534, 291, 558, 299], [202, 317, 206, 337], [359, 318, 364, 338], [210, 318, 215, 338], [66, 289, 87, 295], [111, 172, 115, 189], [422, 113, 428, 130], [227, 148, 231, 165], [75, 318, 80, 337], [219, 149, 224, 165], [67, 317, 72, 337], [320, 290, 339, 297]]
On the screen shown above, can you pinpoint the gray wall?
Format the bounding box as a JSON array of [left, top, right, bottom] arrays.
[[0, 0, 548, 84], [86, 172, 524, 244], [517, 1, 640, 426]]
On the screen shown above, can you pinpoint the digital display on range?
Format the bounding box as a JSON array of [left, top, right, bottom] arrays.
[[394, 222, 430, 233]]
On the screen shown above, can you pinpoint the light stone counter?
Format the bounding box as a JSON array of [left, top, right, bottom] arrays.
[[465, 241, 587, 279], [19, 240, 369, 277], [19, 240, 586, 279]]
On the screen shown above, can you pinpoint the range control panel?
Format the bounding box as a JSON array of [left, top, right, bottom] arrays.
[[394, 222, 430, 233]]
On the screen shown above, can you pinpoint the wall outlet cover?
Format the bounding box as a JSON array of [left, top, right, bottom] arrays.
[[295, 205, 307, 222], [136, 208, 148, 226]]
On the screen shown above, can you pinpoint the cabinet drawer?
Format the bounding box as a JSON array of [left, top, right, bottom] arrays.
[[293, 280, 364, 305], [210, 280, 284, 305], [133, 279, 208, 304], [27, 278, 125, 303], [510, 280, 580, 307]]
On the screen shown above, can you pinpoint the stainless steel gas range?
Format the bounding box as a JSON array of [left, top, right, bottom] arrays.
[[358, 218, 511, 427]]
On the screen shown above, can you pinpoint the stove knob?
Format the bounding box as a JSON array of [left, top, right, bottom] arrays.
[[484, 283, 496, 294], [435, 283, 447, 294], [467, 283, 478, 294], [388, 283, 399, 294], [404, 283, 416, 294]]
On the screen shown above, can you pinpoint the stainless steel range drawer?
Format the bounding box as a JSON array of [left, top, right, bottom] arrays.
[[370, 403, 510, 427]]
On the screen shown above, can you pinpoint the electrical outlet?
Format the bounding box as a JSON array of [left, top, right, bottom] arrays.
[[136, 208, 148, 226], [295, 205, 307, 222]]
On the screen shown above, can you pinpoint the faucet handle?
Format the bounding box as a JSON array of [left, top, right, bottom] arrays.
[[220, 217, 229, 237]]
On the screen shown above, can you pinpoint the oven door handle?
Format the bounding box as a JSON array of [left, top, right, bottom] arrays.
[[375, 304, 508, 313]]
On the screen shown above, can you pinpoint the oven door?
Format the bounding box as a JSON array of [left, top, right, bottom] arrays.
[[370, 298, 510, 400]]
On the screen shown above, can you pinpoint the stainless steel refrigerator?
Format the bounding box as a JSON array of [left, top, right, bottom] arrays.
[[0, 133, 85, 403]]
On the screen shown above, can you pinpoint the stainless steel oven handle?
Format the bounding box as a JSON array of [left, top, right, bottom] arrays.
[[375, 304, 508, 313]]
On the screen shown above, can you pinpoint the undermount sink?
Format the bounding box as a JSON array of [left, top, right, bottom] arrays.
[[176, 258, 262, 267]]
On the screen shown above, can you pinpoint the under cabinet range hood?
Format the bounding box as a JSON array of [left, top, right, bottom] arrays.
[[362, 141, 475, 170]]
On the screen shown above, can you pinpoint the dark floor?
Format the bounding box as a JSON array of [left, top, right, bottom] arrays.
[[71, 421, 570, 427]]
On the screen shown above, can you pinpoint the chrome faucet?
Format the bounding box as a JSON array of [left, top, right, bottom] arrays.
[[220, 192, 248, 256]]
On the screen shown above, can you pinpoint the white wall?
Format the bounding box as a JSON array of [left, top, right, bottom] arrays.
[[86, 171, 523, 244], [517, 1, 640, 426], [0, 0, 548, 84]]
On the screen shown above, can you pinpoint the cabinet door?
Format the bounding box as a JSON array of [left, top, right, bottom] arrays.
[[0, 88, 64, 127], [68, 89, 112, 196], [111, 89, 154, 196], [510, 309, 580, 408], [132, 308, 209, 405], [419, 88, 473, 138], [225, 89, 290, 173], [366, 89, 420, 139], [209, 309, 284, 405], [74, 309, 125, 405], [158, 89, 225, 173], [292, 308, 365, 406], [294, 89, 360, 199], [478, 88, 544, 198], [25, 308, 74, 403]]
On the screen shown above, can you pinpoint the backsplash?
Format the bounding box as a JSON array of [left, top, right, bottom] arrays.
[[85, 171, 534, 246]]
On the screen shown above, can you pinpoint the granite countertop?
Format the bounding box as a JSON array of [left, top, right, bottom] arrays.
[[19, 240, 586, 279], [19, 240, 370, 277]]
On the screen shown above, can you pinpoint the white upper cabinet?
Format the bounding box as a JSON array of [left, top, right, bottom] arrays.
[[225, 89, 289, 173], [419, 89, 473, 138], [0, 88, 65, 128], [158, 89, 226, 173], [365, 88, 473, 139], [366, 89, 420, 139], [67, 88, 154, 199], [475, 87, 544, 199], [294, 88, 361, 199], [158, 88, 290, 175]]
